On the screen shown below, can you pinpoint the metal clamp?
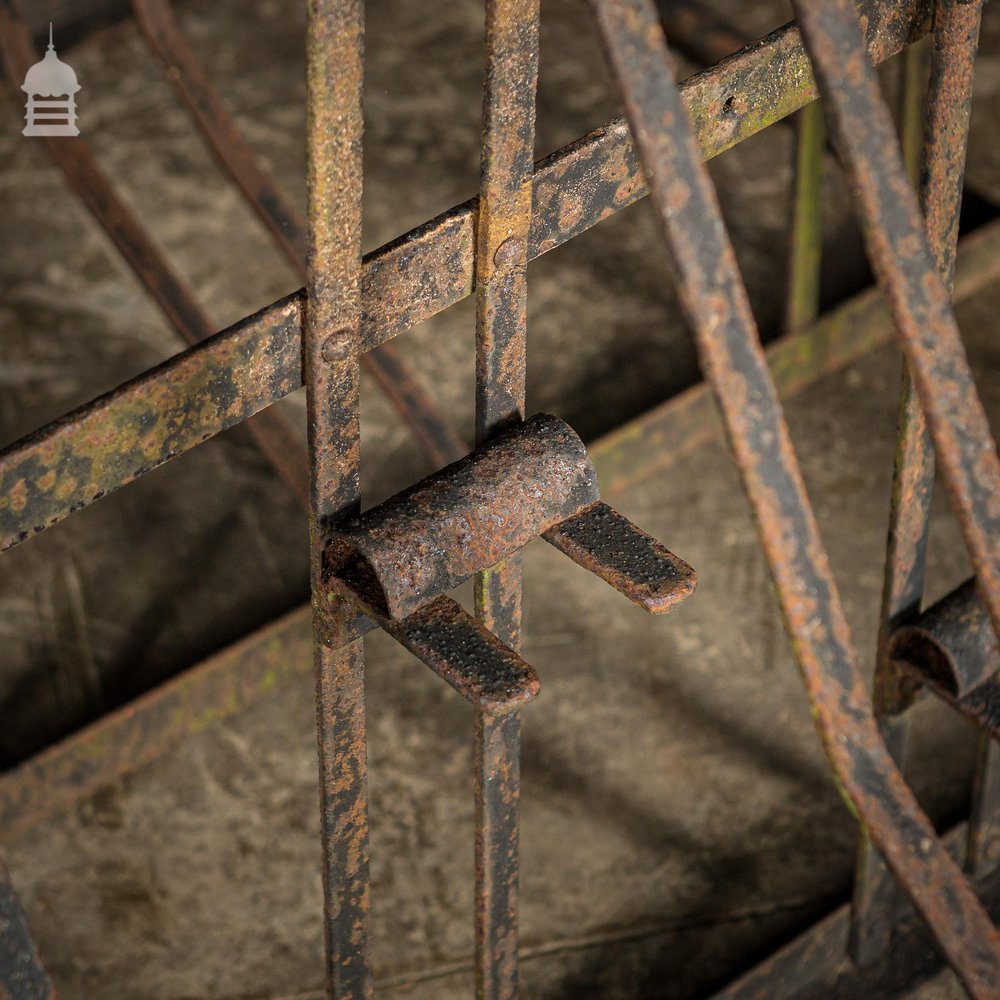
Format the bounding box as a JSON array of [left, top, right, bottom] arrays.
[[323, 413, 695, 713], [885, 578, 1000, 737]]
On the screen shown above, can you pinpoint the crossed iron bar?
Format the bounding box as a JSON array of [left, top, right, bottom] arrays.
[[1, 0, 999, 998]]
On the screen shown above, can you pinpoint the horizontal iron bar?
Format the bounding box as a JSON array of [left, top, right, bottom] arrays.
[[0, 0, 931, 554], [2, 215, 998, 841], [3, 214, 1000, 841]]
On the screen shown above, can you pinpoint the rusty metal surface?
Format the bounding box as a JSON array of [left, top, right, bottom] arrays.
[[475, 709, 521, 1000], [326, 414, 597, 620], [0, 857, 53, 1000], [10, 204, 1000, 557], [0, 2, 311, 509], [887, 577, 995, 700], [793, 0, 1000, 670], [473, 0, 540, 991], [589, 0, 1000, 995], [0, 0, 931, 556], [851, 0, 983, 967], [0, 0, 995, 993], [4, 215, 1000, 856], [130, 0, 466, 469], [542, 501, 696, 614], [0, 292, 302, 552], [9, 215, 1000, 838], [329, 592, 540, 713], [886, 579, 1000, 730], [305, 0, 371, 996]]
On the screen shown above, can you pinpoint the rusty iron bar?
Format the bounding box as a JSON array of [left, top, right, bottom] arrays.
[[850, 2, 953, 966], [0, 856, 54, 1000], [130, 0, 467, 469], [917, 0, 1000, 897], [2, 206, 999, 859], [588, 0, 1000, 994], [305, 0, 371, 995], [791, 0, 1000, 685], [0, 2, 311, 509], [0, 0, 933, 555], [473, 0, 540, 992], [7, 202, 998, 560], [794, 0, 987, 971], [332, 589, 541, 713], [3, 216, 1000, 848], [542, 500, 696, 614]]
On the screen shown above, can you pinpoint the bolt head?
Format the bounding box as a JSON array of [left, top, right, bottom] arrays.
[[321, 330, 354, 362], [493, 236, 525, 268]]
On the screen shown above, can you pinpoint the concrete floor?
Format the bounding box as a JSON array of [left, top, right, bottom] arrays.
[[1, 1, 999, 997]]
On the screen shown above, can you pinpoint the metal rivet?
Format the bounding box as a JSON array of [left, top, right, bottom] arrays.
[[321, 330, 354, 362], [493, 236, 524, 268]]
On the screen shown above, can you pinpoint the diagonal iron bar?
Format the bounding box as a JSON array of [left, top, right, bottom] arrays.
[[852, 0, 985, 965], [791, 0, 1000, 665], [588, 0, 1000, 994], [0, 1, 311, 508]]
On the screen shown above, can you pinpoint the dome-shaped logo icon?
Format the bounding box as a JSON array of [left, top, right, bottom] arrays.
[[21, 24, 80, 137]]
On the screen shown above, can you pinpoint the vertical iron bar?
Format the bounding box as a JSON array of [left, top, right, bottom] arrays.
[[131, 0, 467, 469], [900, 37, 931, 189], [305, 1, 372, 996], [474, 0, 540, 996], [850, 22, 933, 966], [791, 0, 1000, 654], [849, 0, 984, 967], [589, 1, 1000, 995], [967, 739, 1000, 878], [785, 99, 825, 334]]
